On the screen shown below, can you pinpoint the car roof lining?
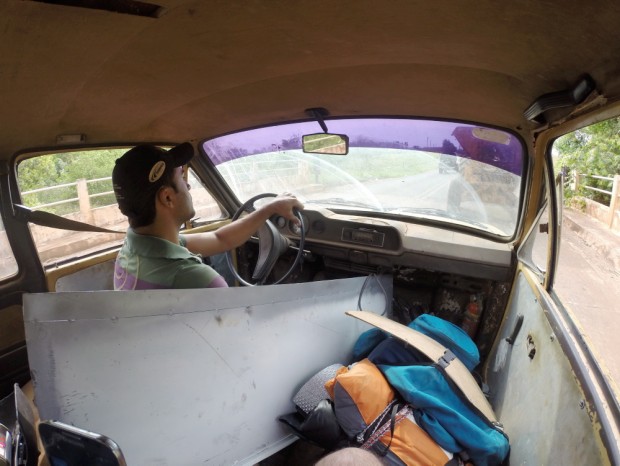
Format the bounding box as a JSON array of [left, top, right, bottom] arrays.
[[2, 0, 620, 156]]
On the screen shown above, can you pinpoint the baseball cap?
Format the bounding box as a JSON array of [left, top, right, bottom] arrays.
[[112, 142, 194, 219]]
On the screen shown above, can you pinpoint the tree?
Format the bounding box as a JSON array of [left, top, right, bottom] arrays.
[[554, 117, 620, 203], [18, 149, 123, 213]]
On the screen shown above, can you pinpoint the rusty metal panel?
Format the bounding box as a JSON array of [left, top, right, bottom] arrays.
[[487, 272, 606, 465]]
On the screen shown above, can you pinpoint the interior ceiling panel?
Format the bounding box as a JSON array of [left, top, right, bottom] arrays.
[[2, 0, 620, 154]]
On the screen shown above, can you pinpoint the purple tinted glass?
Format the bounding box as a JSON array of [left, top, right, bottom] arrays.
[[201, 118, 524, 236], [203, 118, 523, 176]]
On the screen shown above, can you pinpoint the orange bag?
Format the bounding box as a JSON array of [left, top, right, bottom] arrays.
[[325, 359, 459, 466]]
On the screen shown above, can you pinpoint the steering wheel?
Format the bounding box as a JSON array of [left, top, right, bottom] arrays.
[[225, 193, 305, 286]]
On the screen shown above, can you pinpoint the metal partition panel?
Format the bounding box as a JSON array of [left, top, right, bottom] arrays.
[[24, 276, 390, 465]]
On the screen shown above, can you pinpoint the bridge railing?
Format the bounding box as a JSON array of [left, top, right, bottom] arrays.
[[568, 169, 620, 229]]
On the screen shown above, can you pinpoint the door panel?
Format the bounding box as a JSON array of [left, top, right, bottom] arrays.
[[492, 138, 620, 464], [486, 270, 610, 464], [0, 160, 47, 398], [0, 304, 29, 396]]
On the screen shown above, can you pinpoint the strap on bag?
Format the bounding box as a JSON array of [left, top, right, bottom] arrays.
[[360, 401, 411, 455], [346, 310, 500, 426]]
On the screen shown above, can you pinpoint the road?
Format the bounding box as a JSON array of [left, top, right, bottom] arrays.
[[554, 219, 620, 395]]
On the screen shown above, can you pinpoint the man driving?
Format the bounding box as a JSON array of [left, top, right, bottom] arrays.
[[112, 142, 303, 290]]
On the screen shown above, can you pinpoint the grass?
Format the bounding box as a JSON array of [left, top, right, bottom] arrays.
[[315, 148, 438, 181]]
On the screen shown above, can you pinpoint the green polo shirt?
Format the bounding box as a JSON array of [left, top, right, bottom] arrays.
[[114, 229, 228, 290]]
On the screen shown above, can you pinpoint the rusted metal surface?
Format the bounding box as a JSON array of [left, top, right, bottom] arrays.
[[487, 272, 609, 465]]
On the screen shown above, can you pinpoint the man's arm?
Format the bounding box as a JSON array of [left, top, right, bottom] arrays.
[[184, 194, 303, 257]]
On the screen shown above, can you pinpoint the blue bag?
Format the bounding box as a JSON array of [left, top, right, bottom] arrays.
[[351, 327, 386, 361], [361, 314, 509, 465], [409, 314, 480, 371], [379, 364, 509, 466], [363, 314, 480, 371]]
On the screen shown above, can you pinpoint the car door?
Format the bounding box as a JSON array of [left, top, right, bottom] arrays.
[[484, 123, 620, 464], [0, 159, 47, 398]]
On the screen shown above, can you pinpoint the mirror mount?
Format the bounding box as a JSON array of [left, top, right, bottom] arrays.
[[305, 107, 330, 133]]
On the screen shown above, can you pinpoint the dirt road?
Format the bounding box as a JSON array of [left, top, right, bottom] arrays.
[[554, 210, 620, 397]]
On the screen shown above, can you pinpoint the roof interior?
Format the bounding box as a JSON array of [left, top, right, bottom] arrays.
[[2, 0, 620, 156]]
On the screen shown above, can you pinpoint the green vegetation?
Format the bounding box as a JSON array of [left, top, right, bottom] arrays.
[[18, 149, 125, 214], [314, 148, 437, 182], [554, 117, 620, 204]]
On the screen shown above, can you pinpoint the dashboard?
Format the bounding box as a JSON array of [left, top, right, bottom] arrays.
[[271, 207, 514, 281]]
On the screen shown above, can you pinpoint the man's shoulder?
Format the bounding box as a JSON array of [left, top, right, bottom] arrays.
[[115, 246, 222, 289], [123, 230, 197, 261], [116, 230, 227, 289]]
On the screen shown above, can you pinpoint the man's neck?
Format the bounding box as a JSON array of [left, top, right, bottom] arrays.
[[133, 221, 180, 244]]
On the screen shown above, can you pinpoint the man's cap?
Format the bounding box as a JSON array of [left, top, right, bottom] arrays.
[[112, 143, 194, 218]]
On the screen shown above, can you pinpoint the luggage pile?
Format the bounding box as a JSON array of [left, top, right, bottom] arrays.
[[279, 313, 509, 466]]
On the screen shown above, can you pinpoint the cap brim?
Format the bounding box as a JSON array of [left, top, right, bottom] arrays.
[[167, 142, 194, 166]]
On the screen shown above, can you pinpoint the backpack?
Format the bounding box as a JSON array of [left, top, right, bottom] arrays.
[[354, 314, 479, 372], [349, 311, 509, 466], [325, 358, 460, 466]]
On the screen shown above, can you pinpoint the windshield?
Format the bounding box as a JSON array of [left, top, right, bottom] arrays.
[[202, 118, 524, 237]]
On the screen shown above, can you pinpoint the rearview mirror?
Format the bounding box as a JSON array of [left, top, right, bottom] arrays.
[[302, 133, 349, 155]]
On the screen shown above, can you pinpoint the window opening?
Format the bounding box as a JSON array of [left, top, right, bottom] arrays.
[[17, 149, 128, 266]]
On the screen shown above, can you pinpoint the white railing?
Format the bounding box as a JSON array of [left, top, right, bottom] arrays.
[[569, 170, 620, 229], [21, 177, 115, 215]]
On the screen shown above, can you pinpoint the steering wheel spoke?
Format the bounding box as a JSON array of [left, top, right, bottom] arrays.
[[225, 193, 305, 286], [252, 219, 291, 283]]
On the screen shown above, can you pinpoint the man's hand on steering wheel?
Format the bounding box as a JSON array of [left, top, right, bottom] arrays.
[[225, 193, 306, 286], [264, 192, 304, 227]]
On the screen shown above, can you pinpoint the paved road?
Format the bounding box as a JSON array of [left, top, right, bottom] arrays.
[[554, 211, 620, 396]]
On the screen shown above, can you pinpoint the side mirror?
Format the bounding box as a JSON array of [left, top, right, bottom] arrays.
[[302, 133, 349, 155]]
